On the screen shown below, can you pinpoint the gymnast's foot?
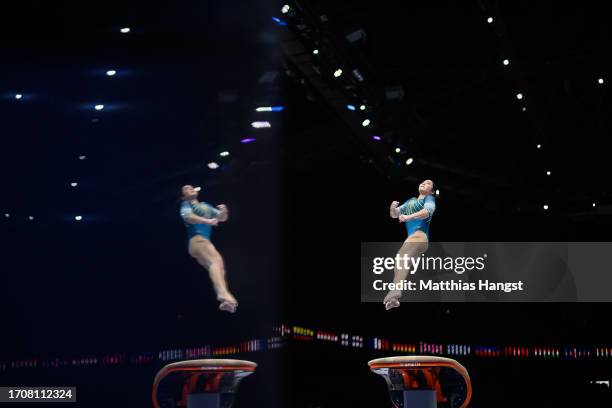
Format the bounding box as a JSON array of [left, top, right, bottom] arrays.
[[217, 292, 238, 313], [383, 290, 401, 310]]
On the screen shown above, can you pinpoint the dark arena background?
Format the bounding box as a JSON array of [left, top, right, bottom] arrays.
[[2, 0, 612, 407]]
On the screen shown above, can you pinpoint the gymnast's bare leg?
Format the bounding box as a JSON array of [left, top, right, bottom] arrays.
[[189, 236, 238, 313]]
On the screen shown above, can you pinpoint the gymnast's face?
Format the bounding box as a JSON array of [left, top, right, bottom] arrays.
[[418, 179, 434, 195], [182, 185, 198, 200]]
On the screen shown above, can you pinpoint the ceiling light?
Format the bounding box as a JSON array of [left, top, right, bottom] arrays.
[[361, 119, 370, 127], [220, 151, 230, 157], [406, 158, 414, 166], [94, 104, 104, 111], [255, 106, 284, 112], [75, 216, 83, 221], [208, 162, 220, 169], [333, 69, 343, 78], [251, 121, 271, 128], [120, 27, 131, 33], [106, 70, 117, 76]]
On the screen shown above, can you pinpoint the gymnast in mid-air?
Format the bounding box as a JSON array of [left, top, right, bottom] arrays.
[[179, 184, 238, 313], [385, 179, 437, 310]]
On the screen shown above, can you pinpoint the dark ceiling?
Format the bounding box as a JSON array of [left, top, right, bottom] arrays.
[[1, 0, 282, 222], [281, 0, 611, 219]]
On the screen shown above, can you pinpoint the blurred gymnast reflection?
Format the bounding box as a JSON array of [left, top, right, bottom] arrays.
[[179, 185, 237, 313], [385, 180, 437, 310]]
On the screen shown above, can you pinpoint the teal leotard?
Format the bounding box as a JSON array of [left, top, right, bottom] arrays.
[[180, 200, 220, 241], [399, 195, 436, 238]]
